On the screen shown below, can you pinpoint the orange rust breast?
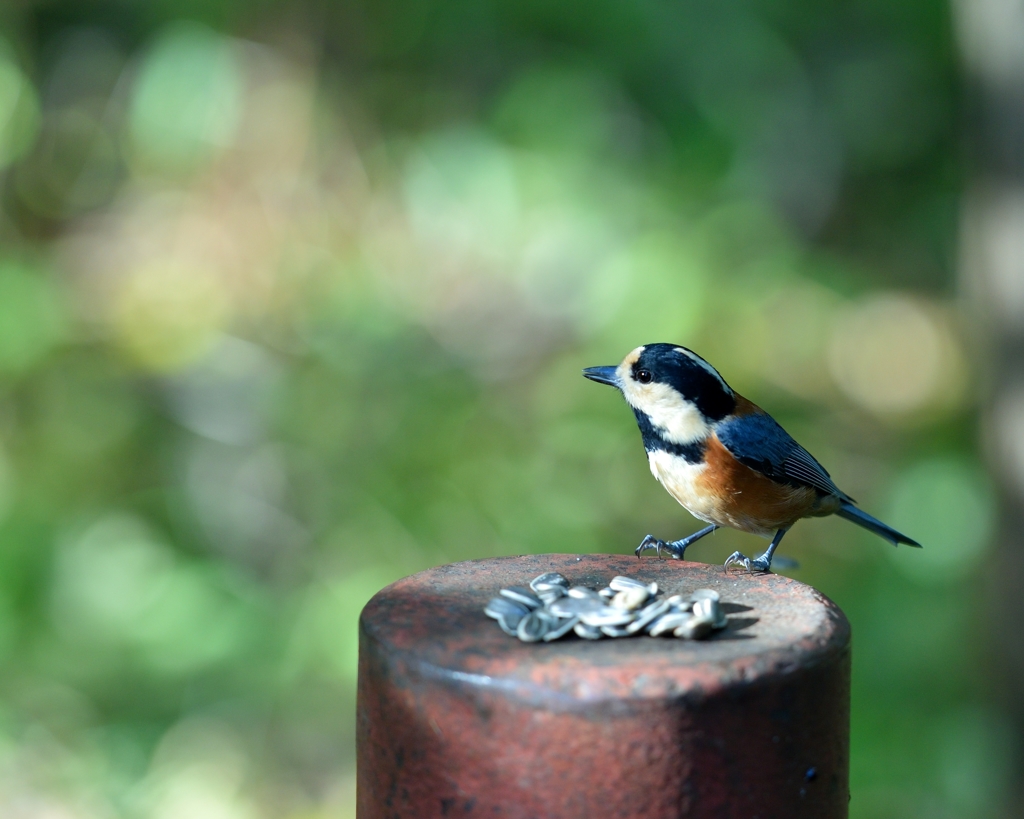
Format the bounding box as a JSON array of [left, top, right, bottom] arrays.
[[695, 434, 825, 536]]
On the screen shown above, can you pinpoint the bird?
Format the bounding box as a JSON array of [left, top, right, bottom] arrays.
[[583, 343, 920, 572]]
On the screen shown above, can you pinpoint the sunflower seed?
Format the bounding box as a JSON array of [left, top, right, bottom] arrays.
[[485, 597, 530, 620], [574, 622, 604, 640], [610, 576, 648, 592], [579, 607, 635, 628], [530, 572, 570, 591], [501, 587, 543, 609], [537, 587, 566, 605], [648, 611, 693, 636], [549, 596, 606, 617], [693, 597, 727, 629], [626, 598, 672, 633], [568, 586, 602, 601], [497, 613, 522, 636], [610, 587, 650, 611], [543, 616, 580, 641], [611, 576, 658, 596], [675, 615, 715, 640], [665, 594, 692, 611], [691, 588, 720, 603], [517, 611, 551, 642]]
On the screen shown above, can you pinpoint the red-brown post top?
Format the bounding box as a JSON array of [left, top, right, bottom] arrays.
[[360, 553, 850, 705]]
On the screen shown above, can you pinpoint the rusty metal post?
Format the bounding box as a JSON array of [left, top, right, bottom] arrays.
[[357, 554, 850, 819]]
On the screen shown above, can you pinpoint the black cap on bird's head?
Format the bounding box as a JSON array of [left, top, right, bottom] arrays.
[[583, 344, 736, 425]]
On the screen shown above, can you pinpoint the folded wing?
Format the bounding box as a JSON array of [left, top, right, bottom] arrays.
[[714, 411, 854, 502]]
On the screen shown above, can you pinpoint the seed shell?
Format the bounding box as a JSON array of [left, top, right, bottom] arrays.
[[549, 596, 605, 618], [648, 611, 692, 636], [626, 598, 672, 634], [610, 587, 650, 611], [609, 576, 648, 592], [530, 572, 570, 591], [693, 597, 727, 629], [501, 587, 542, 609], [537, 587, 566, 605], [574, 622, 604, 640], [517, 611, 550, 642], [497, 614, 522, 636], [579, 607, 635, 628], [485, 597, 529, 620], [543, 616, 580, 641], [675, 615, 715, 640]]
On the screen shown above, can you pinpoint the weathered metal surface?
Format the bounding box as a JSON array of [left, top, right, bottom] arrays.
[[357, 554, 851, 819]]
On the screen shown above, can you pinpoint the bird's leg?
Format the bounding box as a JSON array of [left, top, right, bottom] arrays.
[[724, 527, 789, 573], [636, 524, 718, 560]]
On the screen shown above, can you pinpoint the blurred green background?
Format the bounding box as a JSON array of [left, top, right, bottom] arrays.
[[0, 1, 1009, 817]]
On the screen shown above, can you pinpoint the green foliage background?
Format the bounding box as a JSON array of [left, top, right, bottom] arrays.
[[0, 1, 1006, 817]]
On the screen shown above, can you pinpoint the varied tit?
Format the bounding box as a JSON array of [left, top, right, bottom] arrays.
[[583, 343, 920, 572]]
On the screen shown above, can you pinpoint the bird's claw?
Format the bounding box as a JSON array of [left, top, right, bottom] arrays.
[[636, 534, 684, 560], [724, 551, 772, 573], [723, 551, 750, 571], [636, 534, 664, 559]]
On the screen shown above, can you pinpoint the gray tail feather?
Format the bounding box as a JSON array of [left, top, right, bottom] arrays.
[[836, 501, 921, 548]]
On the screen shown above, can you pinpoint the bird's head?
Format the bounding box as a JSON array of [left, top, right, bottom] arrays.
[[583, 344, 736, 445]]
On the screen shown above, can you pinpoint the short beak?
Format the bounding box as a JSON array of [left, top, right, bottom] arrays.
[[582, 366, 620, 388]]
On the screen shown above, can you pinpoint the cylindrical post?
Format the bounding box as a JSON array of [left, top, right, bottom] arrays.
[[357, 554, 850, 818]]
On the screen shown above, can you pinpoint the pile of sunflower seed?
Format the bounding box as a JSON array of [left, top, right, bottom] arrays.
[[484, 572, 730, 642]]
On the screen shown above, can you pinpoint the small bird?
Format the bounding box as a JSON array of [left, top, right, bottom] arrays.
[[583, 343, 920, 572]]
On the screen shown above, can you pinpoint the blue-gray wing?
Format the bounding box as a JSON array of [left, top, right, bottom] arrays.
[[715, 411, 852, 500]]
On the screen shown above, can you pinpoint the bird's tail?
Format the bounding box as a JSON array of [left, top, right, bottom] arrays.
[[836, 501, 921, 548]]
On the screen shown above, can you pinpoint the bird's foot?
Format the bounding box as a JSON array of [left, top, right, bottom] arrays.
[[723, 550, 773, 573], [635, 535, 686, 560]]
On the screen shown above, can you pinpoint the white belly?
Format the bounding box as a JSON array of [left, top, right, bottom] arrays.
[[647, 449, 720, 524]]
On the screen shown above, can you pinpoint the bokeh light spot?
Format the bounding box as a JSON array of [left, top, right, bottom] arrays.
[[596, 232, 708, 348], [938, 706, 1014, 816], [402, 128, 520, 263], [113, 261, 229, 371], [827, 294, 967, 417], [0, 262, 65, 373], [0, 444, 13, 526], [991, 383, 1024, 500], [129, 22, 241, 173], [291, 565, 407, 684], [51, 515, 174, 639], [16, 107, 120, 217], [142, 719, 254, 819], [885, 457, 996, 583], [0, 43, 40, 169], [493, 65, 624, 156]]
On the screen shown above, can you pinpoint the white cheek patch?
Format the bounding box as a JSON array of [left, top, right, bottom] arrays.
[[622, 379, 710, 445]]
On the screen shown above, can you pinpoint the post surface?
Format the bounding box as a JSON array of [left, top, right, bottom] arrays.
[[357, 554, 850, 819]]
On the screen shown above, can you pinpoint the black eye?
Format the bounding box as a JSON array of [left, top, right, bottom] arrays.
[[636, 369, 652, 384]]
